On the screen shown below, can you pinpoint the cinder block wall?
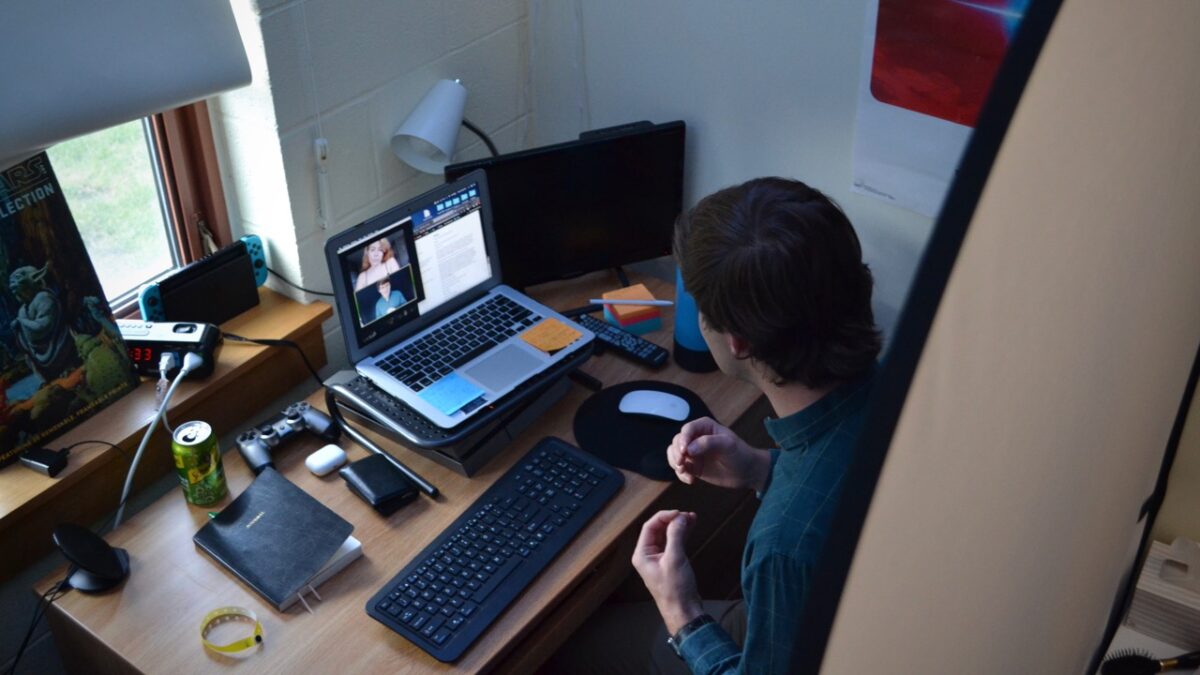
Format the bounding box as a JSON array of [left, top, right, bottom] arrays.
[[211, 0, 531, 371]]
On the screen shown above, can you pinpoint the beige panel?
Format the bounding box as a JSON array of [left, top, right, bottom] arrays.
[[822, 2, 1200, 673], [1153, 388, 1200, 544]]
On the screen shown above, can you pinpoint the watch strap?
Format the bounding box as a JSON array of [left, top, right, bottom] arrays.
[[667, 613, 715, 658]]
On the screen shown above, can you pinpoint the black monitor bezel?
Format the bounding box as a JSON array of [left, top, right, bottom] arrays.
[[444, 120, 685, 289]]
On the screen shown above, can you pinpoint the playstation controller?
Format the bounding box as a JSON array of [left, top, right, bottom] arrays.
[[235, 401, 340, 475]]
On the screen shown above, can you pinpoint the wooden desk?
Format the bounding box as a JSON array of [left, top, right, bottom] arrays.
[[1, 288, 331, 581], [40, 272, 764, 674]]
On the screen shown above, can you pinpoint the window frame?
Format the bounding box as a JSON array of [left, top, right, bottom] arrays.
[[109, 101, 232, 317]]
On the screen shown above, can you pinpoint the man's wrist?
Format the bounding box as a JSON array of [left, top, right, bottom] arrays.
[[659, 598, 705, 636], [666, 613, 716, 659]]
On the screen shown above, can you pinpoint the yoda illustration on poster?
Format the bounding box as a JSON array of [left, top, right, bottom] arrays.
[[0, 153, 138, 467]]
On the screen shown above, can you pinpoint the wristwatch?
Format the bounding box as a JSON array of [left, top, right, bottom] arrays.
[[667, 614, 715, 659]]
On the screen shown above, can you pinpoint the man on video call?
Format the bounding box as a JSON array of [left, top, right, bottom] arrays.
[[551, 177, 881, 674]]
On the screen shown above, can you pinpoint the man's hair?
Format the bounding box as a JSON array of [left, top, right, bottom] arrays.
[[674, 177, 881, 388]]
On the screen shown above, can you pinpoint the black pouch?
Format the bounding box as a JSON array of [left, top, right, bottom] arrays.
[[339, 454, 419, 516]]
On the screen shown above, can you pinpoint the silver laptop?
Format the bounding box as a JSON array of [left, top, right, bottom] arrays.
[[324, 170, 594, 429]]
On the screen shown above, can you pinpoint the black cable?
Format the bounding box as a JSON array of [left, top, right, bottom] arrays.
[[6, 575, 70, 675], [266, 266, 335, 297], [222, 332, 324, 389], [560, 303, 603, 318], [61, 439, 128, 459], [614, 266, 631, 287], [461, 118, 499, 158], [47, 439, 133, 533]]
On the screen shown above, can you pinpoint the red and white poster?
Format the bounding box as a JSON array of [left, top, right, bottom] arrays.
[[853, 0, 1026, 216]]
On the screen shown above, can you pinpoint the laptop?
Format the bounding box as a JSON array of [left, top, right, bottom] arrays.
[[324, 170, 594, 429]]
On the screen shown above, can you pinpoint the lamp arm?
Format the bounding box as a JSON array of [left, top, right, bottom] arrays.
[[461, 118, 499, 158]]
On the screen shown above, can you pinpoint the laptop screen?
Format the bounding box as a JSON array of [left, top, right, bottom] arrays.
[[330, 179, 494, 358]]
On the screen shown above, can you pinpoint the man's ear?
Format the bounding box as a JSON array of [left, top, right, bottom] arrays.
[[727, 333, 751, 360]]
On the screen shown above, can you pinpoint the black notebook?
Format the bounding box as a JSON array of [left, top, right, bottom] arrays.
[[194, 468, 354, 611]]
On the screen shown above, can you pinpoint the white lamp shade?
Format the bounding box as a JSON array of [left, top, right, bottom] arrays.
[[391, 80, 468, 174], [0, 0, 251, 170]]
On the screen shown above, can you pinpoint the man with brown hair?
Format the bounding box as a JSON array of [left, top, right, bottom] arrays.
[[551, 177, 881, 674]]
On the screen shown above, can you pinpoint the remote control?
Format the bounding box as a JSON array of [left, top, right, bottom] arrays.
[[573, 313, 668, 368]]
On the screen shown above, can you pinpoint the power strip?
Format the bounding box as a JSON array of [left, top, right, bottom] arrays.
[[117, 320, 221, 378]]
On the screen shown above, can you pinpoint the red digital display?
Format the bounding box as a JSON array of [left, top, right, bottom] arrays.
[[128, 346, 159, 363]]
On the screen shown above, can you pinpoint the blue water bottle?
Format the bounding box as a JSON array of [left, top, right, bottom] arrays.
[[673, 267, 718, 372]]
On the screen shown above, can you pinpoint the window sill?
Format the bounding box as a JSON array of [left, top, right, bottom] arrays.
[[0, 288, 331, 580]]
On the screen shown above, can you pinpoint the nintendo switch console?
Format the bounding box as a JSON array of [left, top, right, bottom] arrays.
[[138, 234, 268, 325]]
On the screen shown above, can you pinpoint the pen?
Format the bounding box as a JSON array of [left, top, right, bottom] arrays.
[[588, 298, 674, 307]]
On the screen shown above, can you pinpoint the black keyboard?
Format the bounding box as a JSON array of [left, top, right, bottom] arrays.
[[378, 295, 541, 392], [365, 437, 624, 662]]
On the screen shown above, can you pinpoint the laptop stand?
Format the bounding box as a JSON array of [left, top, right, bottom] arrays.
[[322, 348, 589, 476]]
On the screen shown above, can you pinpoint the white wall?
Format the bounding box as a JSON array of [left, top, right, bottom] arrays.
[[527, 0, 935, 336], [210, 0, 532, 370], [1154, 388, 1200, 545], [209, 0, 935, 367]]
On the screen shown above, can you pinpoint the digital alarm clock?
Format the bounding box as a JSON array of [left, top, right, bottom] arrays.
[[117, 320, 221, 379]]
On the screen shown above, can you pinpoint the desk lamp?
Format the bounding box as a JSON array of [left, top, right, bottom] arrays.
[[391, 79, 498, 173]]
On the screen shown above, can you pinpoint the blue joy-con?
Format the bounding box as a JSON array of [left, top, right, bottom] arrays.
[[241, 234, 268, 286], [138, 283, 167, 321]]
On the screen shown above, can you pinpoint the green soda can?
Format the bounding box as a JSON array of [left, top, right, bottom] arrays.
[[172, 421, 228, 506]]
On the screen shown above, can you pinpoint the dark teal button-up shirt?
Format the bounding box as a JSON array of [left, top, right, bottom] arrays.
[[678, 369, 875, 674]]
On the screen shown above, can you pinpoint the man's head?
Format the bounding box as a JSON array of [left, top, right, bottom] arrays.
[[674, 177, 881, 389], [377, 278, 392, 298]]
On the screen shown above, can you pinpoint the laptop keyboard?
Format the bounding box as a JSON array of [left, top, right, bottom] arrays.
[[378, 295, 541, 392]]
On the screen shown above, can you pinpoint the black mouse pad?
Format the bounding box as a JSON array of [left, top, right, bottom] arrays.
[[573, 380, 713, 481]]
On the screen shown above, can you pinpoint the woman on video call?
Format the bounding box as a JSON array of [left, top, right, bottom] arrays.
[[355, 237, 402, 291]]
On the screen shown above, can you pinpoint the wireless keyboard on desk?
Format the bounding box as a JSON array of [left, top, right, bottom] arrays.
[[366, 436, 625, 662]]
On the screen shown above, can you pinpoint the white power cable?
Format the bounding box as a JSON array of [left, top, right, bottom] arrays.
[[112, 352, 205, 530], [157, 353, 177, 434]]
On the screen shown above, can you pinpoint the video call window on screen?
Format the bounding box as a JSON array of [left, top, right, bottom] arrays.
[[335, 183, 489, 339], [345, 228, 421, 329]]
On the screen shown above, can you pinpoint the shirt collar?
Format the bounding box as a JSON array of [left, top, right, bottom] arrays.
[[764, 364, 876, 450]]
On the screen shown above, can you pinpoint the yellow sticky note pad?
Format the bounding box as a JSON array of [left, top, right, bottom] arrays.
[[521, 317, 582, 354]]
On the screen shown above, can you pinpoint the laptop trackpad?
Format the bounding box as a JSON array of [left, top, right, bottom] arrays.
[[463, 344, 542, 391]]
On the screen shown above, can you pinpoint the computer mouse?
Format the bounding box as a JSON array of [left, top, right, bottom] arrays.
[[618, 390, 690, 422]]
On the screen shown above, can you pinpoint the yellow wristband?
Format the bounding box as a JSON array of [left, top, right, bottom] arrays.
[[200, 606, 263, 655]]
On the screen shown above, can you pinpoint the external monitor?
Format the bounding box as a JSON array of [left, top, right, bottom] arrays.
[[444, 120, 685, 289]]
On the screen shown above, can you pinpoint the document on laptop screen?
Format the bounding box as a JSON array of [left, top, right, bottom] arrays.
[[413, 207, 489, 314]]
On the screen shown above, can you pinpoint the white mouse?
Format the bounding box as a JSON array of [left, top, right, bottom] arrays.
[[619, 390, 690, 422]]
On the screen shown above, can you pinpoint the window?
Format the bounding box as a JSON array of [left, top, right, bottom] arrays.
[[43, 102, 231, 314], [48, 120, 176, 300]]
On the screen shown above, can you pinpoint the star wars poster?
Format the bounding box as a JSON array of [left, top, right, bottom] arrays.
[[0, 153, 138, 467]]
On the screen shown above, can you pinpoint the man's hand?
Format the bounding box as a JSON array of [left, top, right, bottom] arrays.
[[668, 417, 772, 492], [631, 510, 704, 635]]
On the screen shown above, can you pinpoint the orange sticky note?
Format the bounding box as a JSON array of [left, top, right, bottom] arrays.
[[601, 283, 661, 322], [520, 317, 582, 354]]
